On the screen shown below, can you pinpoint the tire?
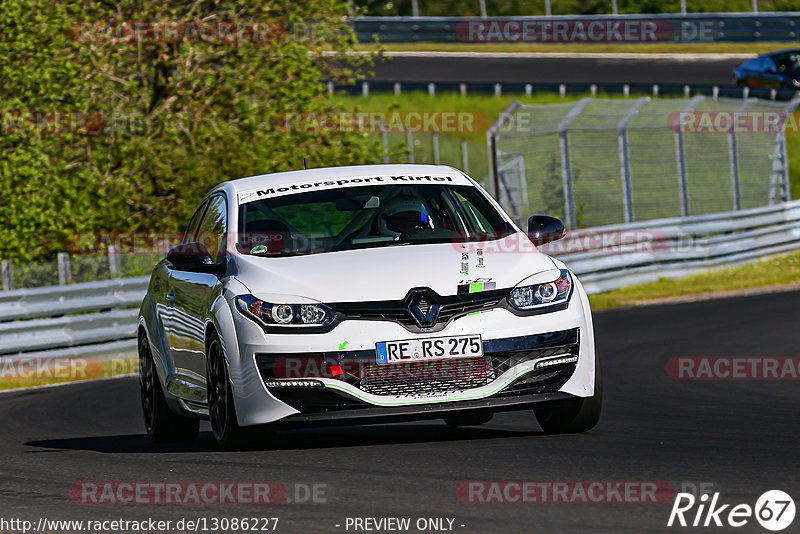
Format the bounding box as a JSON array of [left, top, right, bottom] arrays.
[[443, 411, 493, 428], [139, 334, 199, 443], [534, 361, 602, 434], [206, 333, 259, 450]]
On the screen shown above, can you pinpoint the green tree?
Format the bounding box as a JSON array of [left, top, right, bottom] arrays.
[[1, 0, 382, 262]]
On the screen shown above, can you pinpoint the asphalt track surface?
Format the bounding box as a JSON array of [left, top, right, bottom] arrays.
[[367, 54, 746, 86], [2, 290, 799, 533]]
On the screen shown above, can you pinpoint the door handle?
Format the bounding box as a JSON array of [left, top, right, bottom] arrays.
[[166, 292, 176, 305]]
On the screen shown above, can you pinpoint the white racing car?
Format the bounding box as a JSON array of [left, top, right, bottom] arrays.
[[137, 164, 600, 448]]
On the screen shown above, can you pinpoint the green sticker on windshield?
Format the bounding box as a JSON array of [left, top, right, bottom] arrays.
[[250, 245, 268, 254]]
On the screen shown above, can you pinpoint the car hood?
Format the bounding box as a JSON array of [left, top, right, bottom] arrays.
[[232, 233, 558, 303]]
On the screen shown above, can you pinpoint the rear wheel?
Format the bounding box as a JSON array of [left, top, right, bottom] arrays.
[[534, 362, 602, 434], [207, 334, 259, 450], [139, 334, 199, 443], [444, 411, 493, 427]]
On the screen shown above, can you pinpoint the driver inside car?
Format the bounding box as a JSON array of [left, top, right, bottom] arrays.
[[375, 196, 436, 238]]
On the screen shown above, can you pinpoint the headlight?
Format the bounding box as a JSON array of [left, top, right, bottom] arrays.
[[508, 269, 572, 310], [793, 79, 800, 88], [236, 295, 335, 327]]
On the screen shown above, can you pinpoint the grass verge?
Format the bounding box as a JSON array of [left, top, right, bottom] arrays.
[[588, 250, 800, 310]]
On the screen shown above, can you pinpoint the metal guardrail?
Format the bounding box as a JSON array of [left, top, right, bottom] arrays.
[[0, 276, 149, 321], [542, 199, 800, 293], [353, 13, 800, 43], [2, 201, 800, 363], [334, 81, 800, 103], [0, 277, 149, 363]]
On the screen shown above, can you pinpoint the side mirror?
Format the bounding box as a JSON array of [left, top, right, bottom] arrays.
[[527, 215, 566, 246], [167, 242, 225, 275]]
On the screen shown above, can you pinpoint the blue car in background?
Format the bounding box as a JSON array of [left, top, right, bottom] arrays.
[[733, 49, 800, 89]]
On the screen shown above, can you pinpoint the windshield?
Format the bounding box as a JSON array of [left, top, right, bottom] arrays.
[[236, 184, 513, 257]]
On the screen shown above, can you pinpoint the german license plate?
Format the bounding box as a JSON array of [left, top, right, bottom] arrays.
[[375, 335, 483, 365]]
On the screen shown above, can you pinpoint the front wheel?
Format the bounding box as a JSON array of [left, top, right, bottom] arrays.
[[207, 334, 260, 450], [139, 335, 199, 443], [534, 362, 602, 434]]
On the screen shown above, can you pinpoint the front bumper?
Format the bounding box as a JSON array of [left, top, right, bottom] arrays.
[[225, 281, 596, 427], [259, 328, 579, 412]]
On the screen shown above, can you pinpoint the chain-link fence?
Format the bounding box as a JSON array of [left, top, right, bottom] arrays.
[[379, 131, 490, 189], [1, 249, 164, 291], [488, 96, 799, 229]]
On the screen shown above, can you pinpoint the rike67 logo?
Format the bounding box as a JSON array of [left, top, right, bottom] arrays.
[[668, 490, 795, 531]]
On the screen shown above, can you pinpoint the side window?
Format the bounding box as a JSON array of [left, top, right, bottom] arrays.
[[183, 201, 208, 244], [195, 195, 227, 262]]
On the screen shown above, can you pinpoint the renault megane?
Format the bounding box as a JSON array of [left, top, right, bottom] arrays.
[[137, 164, 601, 448]]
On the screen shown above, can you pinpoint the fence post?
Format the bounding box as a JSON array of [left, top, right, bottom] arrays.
[[57, 252, 71, 285], [771, 96, 800, 202], [780, 130, 792, 201], [1, 260, 12, 291], [675, 95, 704, 217], [557, 98, 591, 229], [461, 139, 469, 174], [432, 133, 440, 165], [486, 99, 523, 202], [108, 245, 121, 276], [769, 133, 786, 204], [728, 99, 753, 211], [487, 131, 499, 199], [406, 131, 414, 163], [617, 97, 649, 223]]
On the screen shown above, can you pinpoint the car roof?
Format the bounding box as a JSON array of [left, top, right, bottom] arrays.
[[211, 164, 468, 199]]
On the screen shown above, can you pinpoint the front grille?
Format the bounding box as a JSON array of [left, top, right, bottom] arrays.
[[359, 356, 494, 397], [332, 289, 506, 332]]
